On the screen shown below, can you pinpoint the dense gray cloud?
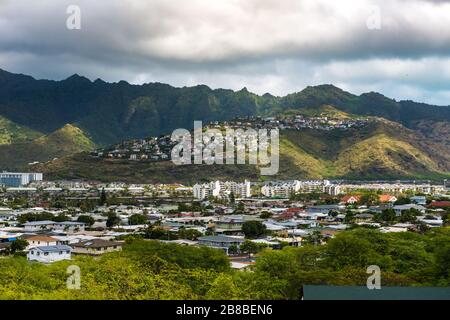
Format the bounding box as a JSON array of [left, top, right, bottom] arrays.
[[1, 0, 450, 105]]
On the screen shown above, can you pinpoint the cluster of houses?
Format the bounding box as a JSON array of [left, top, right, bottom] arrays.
[[1, 175, 449, 267], [86, 115, 370, 164], [206, 115, 369, 132], [0, 216, 124, 263], [1, 180, 192, 198], [0, 189, 448, 265], [91, 135, 175, 161]]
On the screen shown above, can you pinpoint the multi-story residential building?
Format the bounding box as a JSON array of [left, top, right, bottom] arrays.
[[340, 183, 445, 195], [324, 184, 342, 196], [0, 172, 43, 187], [261, 180, 326, 198], [193, 180, 251, 200]]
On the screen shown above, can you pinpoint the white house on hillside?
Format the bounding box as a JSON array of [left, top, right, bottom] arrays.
[[27, 245, 72, 263]]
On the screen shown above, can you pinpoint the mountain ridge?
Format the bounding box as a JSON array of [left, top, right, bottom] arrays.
[[0, 68, 449, 145], [0, 68, 449, 180]]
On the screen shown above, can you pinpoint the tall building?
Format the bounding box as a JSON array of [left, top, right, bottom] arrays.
[[324, 184, 342, 196], [193, 180, 251, 200], [0, 172, 43, 187], [261, 180, 326, 198]]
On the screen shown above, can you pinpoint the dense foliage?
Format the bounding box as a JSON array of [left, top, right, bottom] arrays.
[[1, 228, 449, 300]]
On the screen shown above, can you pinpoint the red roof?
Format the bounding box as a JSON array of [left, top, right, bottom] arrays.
[[378, 195, 396, 202], [341, 195, 361, 203], [285, 207, 302, 213], [430, 201, 450, 208]]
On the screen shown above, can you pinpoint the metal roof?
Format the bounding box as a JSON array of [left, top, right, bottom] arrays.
[[31, 245, 72, 252]]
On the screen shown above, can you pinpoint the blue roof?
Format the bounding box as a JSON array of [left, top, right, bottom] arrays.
[[198, 235, 245, 243], [24, 220, 55, 226], [32, 245, 72, 252], [56, 221, 85, 225]]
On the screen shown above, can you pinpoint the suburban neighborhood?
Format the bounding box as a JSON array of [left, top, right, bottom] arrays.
[[1, 173, 449, 267]]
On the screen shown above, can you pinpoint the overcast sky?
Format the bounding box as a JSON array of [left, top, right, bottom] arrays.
[[1, 0, 450, 105]]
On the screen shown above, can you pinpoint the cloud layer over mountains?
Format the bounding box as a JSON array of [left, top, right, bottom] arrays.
[[1, 0, 450, 104]]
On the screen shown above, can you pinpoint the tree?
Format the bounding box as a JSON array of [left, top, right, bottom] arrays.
[[128, 214, 148, 225], [240, 240, 260, 255], [229, 192, 235, 205], [435, 243, 450, 280], [302, 230, 324, 246], [359, 192, 379, 206], [228, 244, 239, 255], [80, 199, 95, 212], [99, 188, 107, 206], [324, 233, 380, 269], [233, 202, 245, 214], [328, 210, 339, 218], [9, 239, 28, 253], [178, 228, 202, 240], [106, 213, 121, 228], [206, 274, 241, 300], [53, 214, 70, 222], [394, 196, 411, 205], [399, 209, 419, 223], [242, 221, 267, 239], [344, 211, 355, 223], [77, 215, 95, 226], [259, 211, 272, 219], [379, 209, 397, 223]]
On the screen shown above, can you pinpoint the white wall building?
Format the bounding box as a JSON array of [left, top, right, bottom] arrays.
[[27, 245, 72, 263], [193, 180, 251, 200], [0, 172, 43, 187], [261, 180, 326, 198]]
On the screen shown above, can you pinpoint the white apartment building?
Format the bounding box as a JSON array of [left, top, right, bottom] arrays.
[[340, 183, 445, 195], [0, 172, 43, 187], [193, 180, 251, 200], [324, 184, 342, 196], [261, 180, 327, 198]]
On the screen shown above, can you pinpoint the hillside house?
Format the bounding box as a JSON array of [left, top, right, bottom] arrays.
[[27, 245, 72, 263], [71, 239, 123, 255]]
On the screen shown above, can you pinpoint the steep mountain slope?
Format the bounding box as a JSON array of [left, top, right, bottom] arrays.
[[32, 118, 449, 183], [1, 68, 449, 145], [0, 116, 42, 145], [1, 68, 449, 180], [0, 124, 95, 170], [334, 134, 441, 179]]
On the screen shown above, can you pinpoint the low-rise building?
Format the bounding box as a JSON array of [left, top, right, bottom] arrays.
[[71, 239, 123, 255], [27, 245, 72, 263], [198, 235, 245, 255]]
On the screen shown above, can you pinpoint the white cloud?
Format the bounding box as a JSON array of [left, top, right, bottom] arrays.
[[0, 0, 450, 104]]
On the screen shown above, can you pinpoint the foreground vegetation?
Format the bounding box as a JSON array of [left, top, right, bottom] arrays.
[[1, 227, 449, 300]]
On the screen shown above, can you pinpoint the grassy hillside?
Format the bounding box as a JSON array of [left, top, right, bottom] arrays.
[[0, 116, 42, 145], [1, 68, 449, 145], [0, 124, 95, 170], [32, 120, 450, 183]]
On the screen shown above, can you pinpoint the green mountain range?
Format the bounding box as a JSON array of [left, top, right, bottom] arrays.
[[0, 68, 449, 181], [32, 117, 450, 183]]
